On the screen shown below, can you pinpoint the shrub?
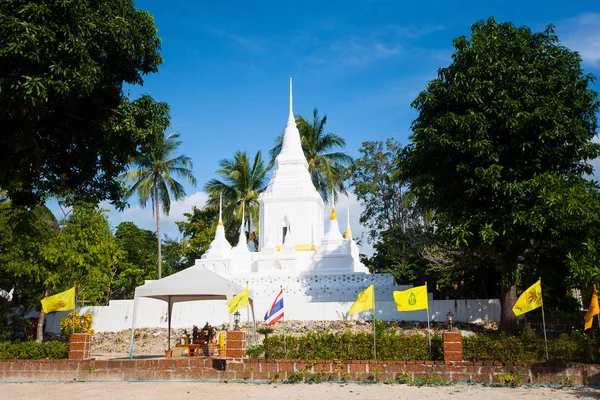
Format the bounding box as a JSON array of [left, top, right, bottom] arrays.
[[0, 341, 69, 359], [263, 331, 443, 360], [60, 310, 94, 338], [462, 328, 600, 363]]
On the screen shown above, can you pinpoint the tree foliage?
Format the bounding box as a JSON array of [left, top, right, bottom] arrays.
[[0, 202, 123, 340], [204, 151, 269, 240], [270, 108, 354, 202], [110, 222, 157, 300], [0, 0, 164, 206], [402, 18, 600, 329], [352, 139, 418, 244]]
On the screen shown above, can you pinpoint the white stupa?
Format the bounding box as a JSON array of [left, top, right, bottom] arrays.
[[194, 79, 396, 319]]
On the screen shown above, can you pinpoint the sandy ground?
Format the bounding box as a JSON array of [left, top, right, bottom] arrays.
[[2, 382, 599, 400]]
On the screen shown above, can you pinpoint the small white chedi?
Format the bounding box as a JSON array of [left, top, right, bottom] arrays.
[[194, 79, 396, 316]]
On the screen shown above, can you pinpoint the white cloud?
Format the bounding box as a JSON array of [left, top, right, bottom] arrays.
[[102, 191, 209, 238], [559, 13, 600, 68], [48, 190, 376, 255]]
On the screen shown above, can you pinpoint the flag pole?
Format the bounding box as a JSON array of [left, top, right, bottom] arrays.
[[282, 285, 287, 358], [372, 281, 376, 360], [592, 284, 600, 331], [72, 286, 77, 335], [425, 281, 431, 355], [539, 277, 549, 361]]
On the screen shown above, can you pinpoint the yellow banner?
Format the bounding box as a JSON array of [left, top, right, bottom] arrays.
[[41, 287, 75, 314], [585, 285, 599, 330], [349, 284, 374, 315], [226, 286, 249, 313], [393, 285, 428, 311], [512, 280, 542, 316]]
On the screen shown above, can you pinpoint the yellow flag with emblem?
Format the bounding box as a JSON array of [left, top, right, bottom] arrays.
[[226, 286, 249, 313], [348, 284, 375, 315], [41, 287, 75, 314], [393, 285, 428, 311], [512, 280, 543, 316]]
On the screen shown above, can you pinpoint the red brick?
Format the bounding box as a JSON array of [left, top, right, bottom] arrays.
[[226, 361, 245, 372], [68, 351, 88, 360], [443, 332, 462, 342], [349, 363, 366, 373], [444, 352, 462, 362], [174, 358, 189, 368], [227, 331, 246, 341], [227, 349, 245, 358], [406, 364, 424, 373], [443, 342, 462, 352], [226, 339, 246, 349], [158, 359, 175, 368], [202, 368, 219, 380], [277, 362, 294, 372], [251, 371, 270, 380]]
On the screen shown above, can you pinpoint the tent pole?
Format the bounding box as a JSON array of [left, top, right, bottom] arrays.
[[167, 296, 173, 351], [129, 296, 139, 359]]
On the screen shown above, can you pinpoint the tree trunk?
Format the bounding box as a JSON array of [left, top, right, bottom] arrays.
[[36, 287, 49, 342], [155, 181, 162, 279], [499, 284, 518, 332]]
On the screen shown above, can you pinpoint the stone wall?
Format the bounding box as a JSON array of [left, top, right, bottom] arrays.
[[1, 358, 599, 385]]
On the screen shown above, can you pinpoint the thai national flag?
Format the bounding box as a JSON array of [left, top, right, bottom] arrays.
[[264, 289, 284, 326]]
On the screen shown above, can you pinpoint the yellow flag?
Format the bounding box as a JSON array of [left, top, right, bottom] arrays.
[[512, 280, 542, 316], [393, 285, 428, 311], [41, 287, 75, 314], [349, 284, 374, 315], [226, 286, 249, 313], [584, 285, 599, 330]]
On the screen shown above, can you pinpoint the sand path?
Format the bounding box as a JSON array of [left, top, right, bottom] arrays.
[[3, 382, 599, 400]]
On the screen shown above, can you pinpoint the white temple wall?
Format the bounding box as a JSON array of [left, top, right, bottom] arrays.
[[260, 199, 323, 248], [42, 297, 501, 334]]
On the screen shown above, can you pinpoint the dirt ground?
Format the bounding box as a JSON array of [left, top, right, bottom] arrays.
[[3, 382, 599, 400]]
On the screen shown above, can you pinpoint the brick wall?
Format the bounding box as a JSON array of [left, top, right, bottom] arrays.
[[68, 333, 92, 360], [1, 358, 599, 385]]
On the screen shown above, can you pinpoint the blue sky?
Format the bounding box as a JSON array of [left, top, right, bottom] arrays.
[[91, 0, 600, 253]]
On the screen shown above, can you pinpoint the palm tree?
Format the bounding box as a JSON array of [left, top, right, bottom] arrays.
[[269, 107, 353, 203], [122, 132, 196, 279], [204, 151, 269, 239]]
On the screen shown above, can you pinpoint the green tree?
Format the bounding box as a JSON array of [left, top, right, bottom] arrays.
[[270, 108, 354, 202], [176, 206, 238, 266], [122, 132, 197, 280], [0, 0, 164, 207], [352, 139, 419, 244], [0, 202, 123, 341], [162, 237, 187, 277], [111, 222, 158, 299], [204, 151, 269, 238], [402, 18, 600, 330]]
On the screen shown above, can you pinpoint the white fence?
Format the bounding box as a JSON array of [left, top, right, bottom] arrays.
[[43, 297, 500, 334]]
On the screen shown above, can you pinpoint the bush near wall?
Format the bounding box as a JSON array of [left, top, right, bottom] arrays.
[[463, 329, 600, 363], [0, 341, 69, 359], [263, 331, 444, 360]]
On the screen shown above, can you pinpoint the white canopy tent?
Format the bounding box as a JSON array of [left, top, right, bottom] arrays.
[[128, 265, 256, 359]]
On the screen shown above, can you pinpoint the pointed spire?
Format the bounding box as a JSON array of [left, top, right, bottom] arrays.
[[287, 77, 294, 125], [218, 192, 223, 226], [277, 78, 308, 168], [202, 192, 232, 259], [344, 201, 352, 239], [233, 202, 250, 253], [329, 189, 337, 220]]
